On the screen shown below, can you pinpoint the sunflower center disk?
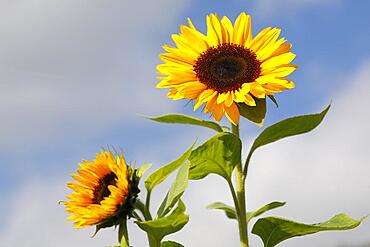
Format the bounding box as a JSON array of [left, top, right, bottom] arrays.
[[93, 172, 118, 204], [194, 44, 261, 93]]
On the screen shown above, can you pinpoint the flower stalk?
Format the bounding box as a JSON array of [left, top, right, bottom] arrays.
[[231, 123, 249, 247], [118, 217, 130, 247]]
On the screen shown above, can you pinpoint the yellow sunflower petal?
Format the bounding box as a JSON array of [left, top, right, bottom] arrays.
[[224, 92, 234, 107], [167, 88, 184, 100], [204, 93, 218, 113], [180, 25, 209, 53], [233, 12, 252, 47], [216, 91, 230, 104], [206, 14, 221, 46], [178, 82, 208, 99], [261, 52, 296, 70], [221, 16, 233, 43], [172, 34, 202, 58], [249, 83, 266, 98], [261, 64, 298, 77], [258, 38, 287, 62], [212, 103, 224, 121], [251, 28, 281, 57], [210, 14, 228, 44], [194, 89, 217, 110], [224, 102, 240, 125], [244, 93, 256, 106]]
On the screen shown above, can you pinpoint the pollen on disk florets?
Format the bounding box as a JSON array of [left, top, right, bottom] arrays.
[[194, 44, 261, 93]]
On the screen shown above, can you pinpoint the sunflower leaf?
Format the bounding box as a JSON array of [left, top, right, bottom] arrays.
[[161, 241, 185, 247], [145, 142, 194, 192], [252, 214, 367, 247], [245, 104, 330, 175], [157, 162, 189, 218], [146, 114, 223, 132], [136, 200, 189, 243], [188, 133, 242, 180], [247, 201, 286, 222], [206, 202, 237, 220], [237, 98, 266, 126]]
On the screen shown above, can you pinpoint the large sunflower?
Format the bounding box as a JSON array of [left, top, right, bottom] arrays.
[[65, 151, 138, 229], [156, 12, 297, 124]]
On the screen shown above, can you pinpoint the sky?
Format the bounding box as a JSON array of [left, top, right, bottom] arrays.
[[0, 0, 369, 246]]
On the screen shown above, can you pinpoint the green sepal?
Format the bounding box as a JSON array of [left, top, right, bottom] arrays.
[[247, 201, 286, 222], [157, 162, 189, 217], [146, 114, 223, 132], [136, 163, 152, 178], [252, 214, 367, 247], [188, 133, 241, 180], [237, 98, 266, 126], [268, 95, 278, 108], [206, 202, 237, 219], [135, 200, 189, 243], [145, 142, 194, 192]]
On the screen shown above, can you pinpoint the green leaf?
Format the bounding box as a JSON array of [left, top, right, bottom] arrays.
[[145, 143, 194, 192], [246, 104, 330, 166], [252, 214, 367, 247], [136, 163, 152, 178], [206, 202, 237, 220], [188, 133, 242, 180], [161, 241, 184, 247], [157, 162, 189, 217], [237, 98, 266, 126], [247, 201, 286, 222], [147, 114, 223, 132], [268, 95, 278, 108], [136, 200, 189, 243]]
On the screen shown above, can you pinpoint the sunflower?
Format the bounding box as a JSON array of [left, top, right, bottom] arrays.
[[65, 151, 139, 229], [156, 12, 297, 125]]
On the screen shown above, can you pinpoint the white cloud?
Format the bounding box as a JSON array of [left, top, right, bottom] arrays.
[[254, 0, 341, 17], [0, 0, 190, 150]]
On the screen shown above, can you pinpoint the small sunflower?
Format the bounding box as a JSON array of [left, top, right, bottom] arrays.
[[65, 151, 139, 229], [156, 12, 297, 124]]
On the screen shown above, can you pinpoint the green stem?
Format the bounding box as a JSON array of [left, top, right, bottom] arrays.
[[136, 198, 160, 247], [227, 179, 240, 215], [231, 123, 249, 247], [148, 236, 160, 247], [243, 151, 253, 177], [135, 199, 152, 221], [146, 190, 153, 220], [118, 217, 130, 247]]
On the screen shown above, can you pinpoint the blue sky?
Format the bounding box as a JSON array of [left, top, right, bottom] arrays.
[[0, 1, 369, 246]]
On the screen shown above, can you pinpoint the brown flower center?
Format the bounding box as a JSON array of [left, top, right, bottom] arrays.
[[194, 44, 261, 93], [93, 172, 118, 204]]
